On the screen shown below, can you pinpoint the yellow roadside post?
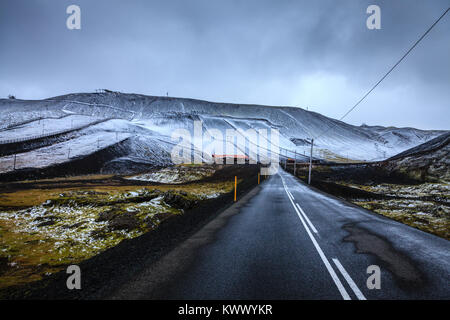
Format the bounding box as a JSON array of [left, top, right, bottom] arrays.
[[258, 172, 260, 184], [234, 176, 237, 202]]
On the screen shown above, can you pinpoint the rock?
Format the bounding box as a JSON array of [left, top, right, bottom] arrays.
[[25, 239, 40, 245], [0, 257, 9, 274], [37, 220, 56, 227], [42, 200, 54, 207], [90, 229, 108, 239], [63, 221, 86, 229], [144, 216, 156, 229], [96, 209, 120, 222], [85, 191, 107, 195], [35, 215, 59, 227], [154, 211, 173, 222], [66, 240, 79, 247], [431, 205, 448, 218], [108, 213, 140, 231], [163, 192, 197, 210]]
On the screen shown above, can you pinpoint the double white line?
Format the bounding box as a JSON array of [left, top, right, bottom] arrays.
[[281, 175, 366, 300]]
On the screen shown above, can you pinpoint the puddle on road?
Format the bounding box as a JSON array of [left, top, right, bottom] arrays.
[[343, 224, 426, 289]]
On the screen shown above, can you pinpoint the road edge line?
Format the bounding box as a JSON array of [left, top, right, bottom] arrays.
[[281, 175, 351, 300]]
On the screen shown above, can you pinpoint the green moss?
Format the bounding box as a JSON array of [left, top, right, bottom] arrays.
[[0, 168, 237, 289], [0, 184, 232, 289], [355, 200, 449, 240]]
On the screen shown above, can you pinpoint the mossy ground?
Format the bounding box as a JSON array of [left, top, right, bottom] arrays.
[[0, 168, 236, 289], [315, 149, 365, 163], [126, 166, 217, 184], [341, 182, 450, 240], [355, 199, 449, 239]]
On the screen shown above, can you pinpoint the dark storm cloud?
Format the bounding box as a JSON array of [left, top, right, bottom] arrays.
[[0, 0, 449, 129]]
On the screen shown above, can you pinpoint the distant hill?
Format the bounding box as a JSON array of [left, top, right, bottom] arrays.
[[384, 132, 450, 182], [0, 92, 446, 179]]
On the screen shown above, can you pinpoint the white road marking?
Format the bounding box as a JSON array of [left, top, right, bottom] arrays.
[[286, 190, 294, 200], [281, 177, 318, 234], [280, 174, 351, 300], [332, 258, 367, 300], [295, 203, 318, 234]]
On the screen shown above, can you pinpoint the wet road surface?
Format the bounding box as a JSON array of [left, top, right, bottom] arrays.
[[111, 170, 450, 300]]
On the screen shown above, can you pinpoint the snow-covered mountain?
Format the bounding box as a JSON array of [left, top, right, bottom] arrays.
[[0, 92, 445, 177]]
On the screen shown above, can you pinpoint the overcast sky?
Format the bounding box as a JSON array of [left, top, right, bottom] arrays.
[[0, 0, 449, 129]]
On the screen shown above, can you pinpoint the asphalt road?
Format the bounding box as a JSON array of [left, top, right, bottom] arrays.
[[111, 169, 450, 300]]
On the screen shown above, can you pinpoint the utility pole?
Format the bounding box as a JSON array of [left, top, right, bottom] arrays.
[[308, 139, 314, 185], [68, 148, 71, 159], [13, 154, 16, 170]]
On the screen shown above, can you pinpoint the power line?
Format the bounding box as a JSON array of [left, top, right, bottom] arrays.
[[315, 7, 450, 140]]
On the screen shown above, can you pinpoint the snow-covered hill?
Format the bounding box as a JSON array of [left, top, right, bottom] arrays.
[[0, 92, 446, 176]]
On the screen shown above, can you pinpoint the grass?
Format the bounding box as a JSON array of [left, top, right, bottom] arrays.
[[0, 181, 235, 209], [11, 174, 115, 184]]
